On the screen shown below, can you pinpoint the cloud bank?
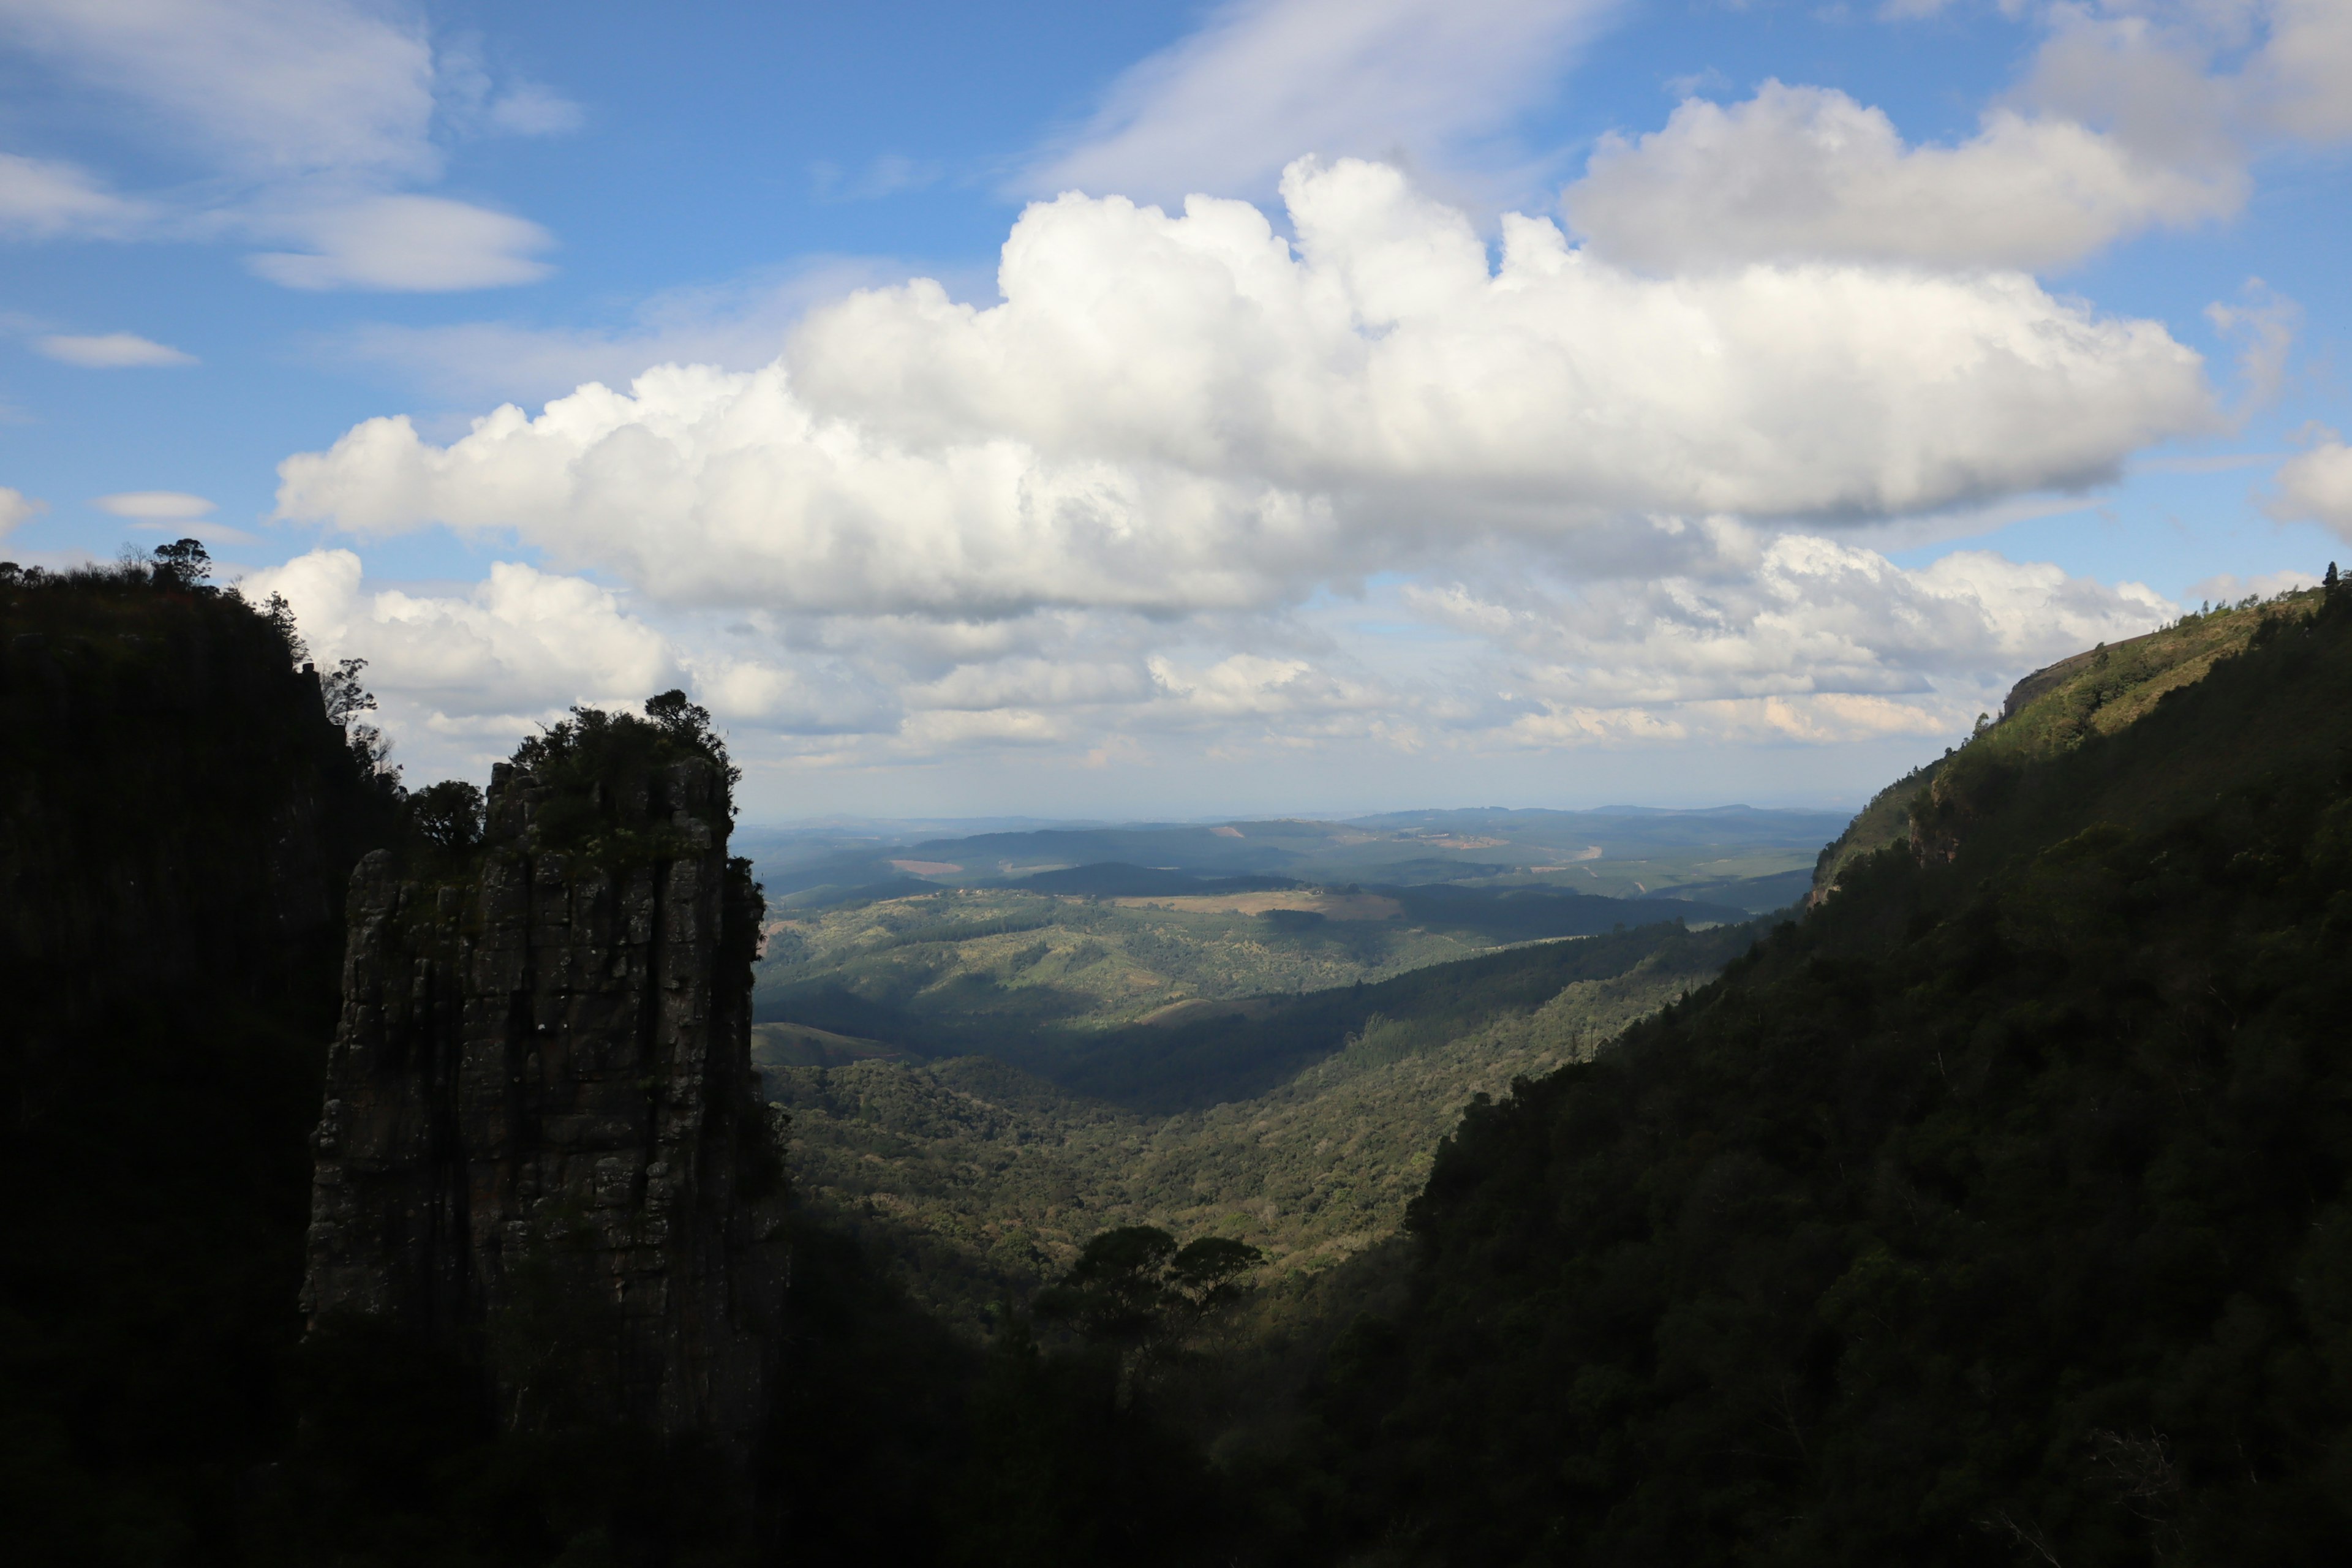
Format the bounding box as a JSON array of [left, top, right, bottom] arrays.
[[1564, 81, 2241, 272], [281, 159, 2209, 622], [267, 156, 2198, 783]]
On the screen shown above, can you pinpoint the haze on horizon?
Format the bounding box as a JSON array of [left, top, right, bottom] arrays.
[[3, 0, 2348, 819]]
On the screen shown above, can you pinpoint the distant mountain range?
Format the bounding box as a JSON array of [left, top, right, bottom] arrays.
[[735, 802, 1848, 916]]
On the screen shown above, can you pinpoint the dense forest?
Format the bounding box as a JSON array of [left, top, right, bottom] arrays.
[[12, 546, 2352, 1566], [1, 547, 401, 1561], [1289, 582, 2352, 1565], [766, 921, 1753, 1329]]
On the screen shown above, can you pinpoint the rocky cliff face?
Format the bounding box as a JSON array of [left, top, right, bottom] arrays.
[[303, 748, 785, 1452]]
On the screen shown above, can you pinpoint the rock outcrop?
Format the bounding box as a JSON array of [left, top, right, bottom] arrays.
[[303, 745, 784, 1453]]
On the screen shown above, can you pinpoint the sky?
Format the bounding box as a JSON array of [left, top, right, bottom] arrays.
[[3, 0, 2350, 821]]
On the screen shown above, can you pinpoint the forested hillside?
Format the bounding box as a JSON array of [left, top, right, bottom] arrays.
[[1814, 589, 2326, 897], [1, 549, 398, 1559], [749, 878, 1751, 1062], [23, 543, 2346, 1568], [1298, 584, 2352, 1566], [765, 921, 1750, 1328]]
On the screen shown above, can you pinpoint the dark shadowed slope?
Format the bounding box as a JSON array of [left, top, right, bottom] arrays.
[[1303, 585, 2352, 1567], [1, 557, 396, 1562]]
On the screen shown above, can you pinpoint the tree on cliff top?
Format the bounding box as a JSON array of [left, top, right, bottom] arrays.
[[149, 537, 211, 588], [506, 690, 745, 856]]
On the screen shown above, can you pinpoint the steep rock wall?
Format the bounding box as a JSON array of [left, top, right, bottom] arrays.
[[303, 754, 784, 1451]]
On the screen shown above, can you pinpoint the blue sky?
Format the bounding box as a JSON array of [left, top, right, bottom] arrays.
[[4, 0, 2348, 819]]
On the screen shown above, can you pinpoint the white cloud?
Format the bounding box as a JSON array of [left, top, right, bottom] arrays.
[[239, 511, 2179, 794], [2018, 6, 2242, 169], [1411, 529, 2172, 714], [433, 39, 586, 140], [0, 0, 436, 181], [1148, 650, 1378, 719], [277, 159, 2211, 624], [94, 489, 214, 519], [1564, 81, 2241, 273], [0, 485, 45, 538], [2266, 433, 2352, 539], [255, 151, 2198, 777], [247, 548, 677, 729], [485, 81, 585, 137], [2011, 2, 2352, 151], [0, 0, 565, 288], [2187, 567, 2318, 603], [2247, 0, 2352, 140], [2204, 279, 2299, 410], [249, 194, 554, 292], [0, 150, 149, 238], [34, 331, 195, 367], [1023, 0, 1616, 203]]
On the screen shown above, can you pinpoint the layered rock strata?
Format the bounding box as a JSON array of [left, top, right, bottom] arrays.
[[303, 755, 783, 1450]]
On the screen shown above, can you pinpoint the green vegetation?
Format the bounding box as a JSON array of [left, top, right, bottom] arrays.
[[752, 874, 1749, 1069], [1814, 587, 2328, 896], [1, 548, 397, 1564], [761, 921, 1749, 1330], [507, 688, 742, 857], [756, 888, 1543, 1050], [1297, 581, 2352, 1564], [1, 551, 780, 1566], [29, 537, 2352, 1566]]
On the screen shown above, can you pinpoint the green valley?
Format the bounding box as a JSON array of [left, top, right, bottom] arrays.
[[758, 919, 1754, 1329]]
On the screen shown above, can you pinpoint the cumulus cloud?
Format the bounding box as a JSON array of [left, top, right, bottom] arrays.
[[2244, 0, 2352, 141], [246, 524, 2173, 788], [249, 194, 554, 291], [1414, 529, 2173, 712], [94, 490, 213, 519], [1428, 538, 2177, 752], [1652, 2, 2352, 283], [1023, 0, 1615, 203], [277, 159, 2211, 624], [1564, 81, 2241, 272], [247, 549, 677, 729], [2266, 434, 2352, 539], [2014, 2, 2352, 153], [34, 331, 195, 367], [0, 485, 45, 538]]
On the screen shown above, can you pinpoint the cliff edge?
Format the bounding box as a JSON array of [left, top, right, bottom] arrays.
[[1809, 584, 2330, 902]]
